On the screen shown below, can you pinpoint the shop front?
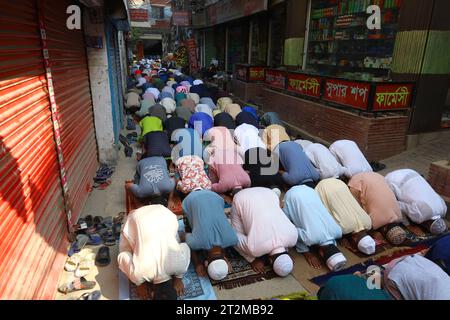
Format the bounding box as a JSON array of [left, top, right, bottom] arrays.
[[231, 0, 449, 160]]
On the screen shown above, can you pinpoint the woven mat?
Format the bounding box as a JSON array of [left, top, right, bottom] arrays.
[[211, 249, 278, 290], [339, 224, 450, 259], [127, 264, 215, 300], [309, 245, 429, 287]]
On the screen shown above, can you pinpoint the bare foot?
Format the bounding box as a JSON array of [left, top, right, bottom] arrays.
[[303, 252, 323, 270], [251, 258, 266, 274], [195, 264, 208, 278], [136, 283, 150, 300], [172, 277, 184, 297]]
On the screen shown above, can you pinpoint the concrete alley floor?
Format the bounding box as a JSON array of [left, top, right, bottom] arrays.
[[56, 128, 450, 301]]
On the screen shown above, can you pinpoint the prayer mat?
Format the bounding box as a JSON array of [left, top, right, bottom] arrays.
[[403, 224, 450, 246], [211, 249, 278, 290], [122, 264, 216, 301], [339, 225, 450, 258], [339, 230, 393, 259], [309, 245, 429, 287]]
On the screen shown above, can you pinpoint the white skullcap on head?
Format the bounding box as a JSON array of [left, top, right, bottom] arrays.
[[193, 80, 204, 86], [273, 254, 293, 277], [326, 253, 347, 272], [161, 98, 176, 114], [188, 93, 200, 105], [207, 260, 229, 281], [358, 235, 376, 255]]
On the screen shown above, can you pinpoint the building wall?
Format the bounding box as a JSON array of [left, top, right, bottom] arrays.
[[83, 9, 118, 165]]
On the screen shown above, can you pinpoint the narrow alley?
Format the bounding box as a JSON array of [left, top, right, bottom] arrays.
[[1, 0, 450, 304]]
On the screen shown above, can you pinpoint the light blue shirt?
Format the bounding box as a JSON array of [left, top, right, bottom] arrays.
[[283, 185, 342, 253], [183, 190, 238, 251]]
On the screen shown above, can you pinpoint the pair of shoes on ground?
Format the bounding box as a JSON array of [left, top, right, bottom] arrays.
[[94, 165, 114, 184], [119, 134, 134, 157], [65, 249, 96, 278]]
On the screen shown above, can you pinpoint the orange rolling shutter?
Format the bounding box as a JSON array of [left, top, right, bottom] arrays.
[[0, 0, 68, 299], [43, 0, 98, 224]]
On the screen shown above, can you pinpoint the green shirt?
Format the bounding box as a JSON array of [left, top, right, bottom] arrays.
[[139, 116, 163, 142]]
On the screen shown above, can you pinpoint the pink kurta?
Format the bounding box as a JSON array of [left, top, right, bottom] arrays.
[[348, 172, 402, 230], [209, 149, 251, 194], [230, 188, 298, 263]]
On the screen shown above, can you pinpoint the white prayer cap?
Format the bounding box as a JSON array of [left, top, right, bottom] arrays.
[[326, 253, 347, 272], [430, 218, 447, 235], [187, 93, 200, 105], [358, 235, 376, 255], [145, 88, 161, 99], [161, 98, 177, 114], [207, 260, 229, 281], [273, 254, 293, 277], [193, 80, 204, 86]]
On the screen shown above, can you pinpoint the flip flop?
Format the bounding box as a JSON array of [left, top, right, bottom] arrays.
[[64, 254, 82, 272], [119, 134, 130, 148], [78, 290, 102, 300], [75, 254, 96, 278], [93, 216, 104, 226], [102, 217, 114, 228], [58, 277, 96, 294], [93, 181, 112, 190], [87, 234, 103, 246], [84, 215, 94, 227], [95, 247, 111, 267], [103, 234, 116, 247], [68, 235, 89, 257]]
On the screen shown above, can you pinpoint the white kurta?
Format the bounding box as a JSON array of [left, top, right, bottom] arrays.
[[118, 205, 190, 286], [385, 169, 447, 224], [305, 143, 345, 179], [230, 188, 298, 263], [329, 140, 373, 178]]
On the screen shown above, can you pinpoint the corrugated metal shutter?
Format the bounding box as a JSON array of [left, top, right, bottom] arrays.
[[44, 0, 98, 224], [0, 0, 69, 299]]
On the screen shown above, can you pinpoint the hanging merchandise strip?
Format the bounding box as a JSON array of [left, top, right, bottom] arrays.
[[37, 0, 73, 233]]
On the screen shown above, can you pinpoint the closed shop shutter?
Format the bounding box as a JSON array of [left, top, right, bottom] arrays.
[[0, 0, 68, 299], [44, 0, 98, 224]]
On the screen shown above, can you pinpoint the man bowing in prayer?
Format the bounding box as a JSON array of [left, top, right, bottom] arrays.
[[182, 190, 238, 281], [118, 205, 190, 300], [230, 188, 298, 277]]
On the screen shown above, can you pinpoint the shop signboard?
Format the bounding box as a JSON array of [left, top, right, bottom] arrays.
[[249, 66, 266, 81], [287, 73, 322, 98], [372, 83, 414, 111], [265, 69, 287, 89], [213, 0, 267, 25], [186, 39, 199, 74], [172, 11, 190, 26], [130, 9, 148, 22], [323, 78, 371, 111], [236, 65, 266, 82]]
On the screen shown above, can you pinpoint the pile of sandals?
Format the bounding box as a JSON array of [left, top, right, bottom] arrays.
[[58, 213, 126, 299]]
